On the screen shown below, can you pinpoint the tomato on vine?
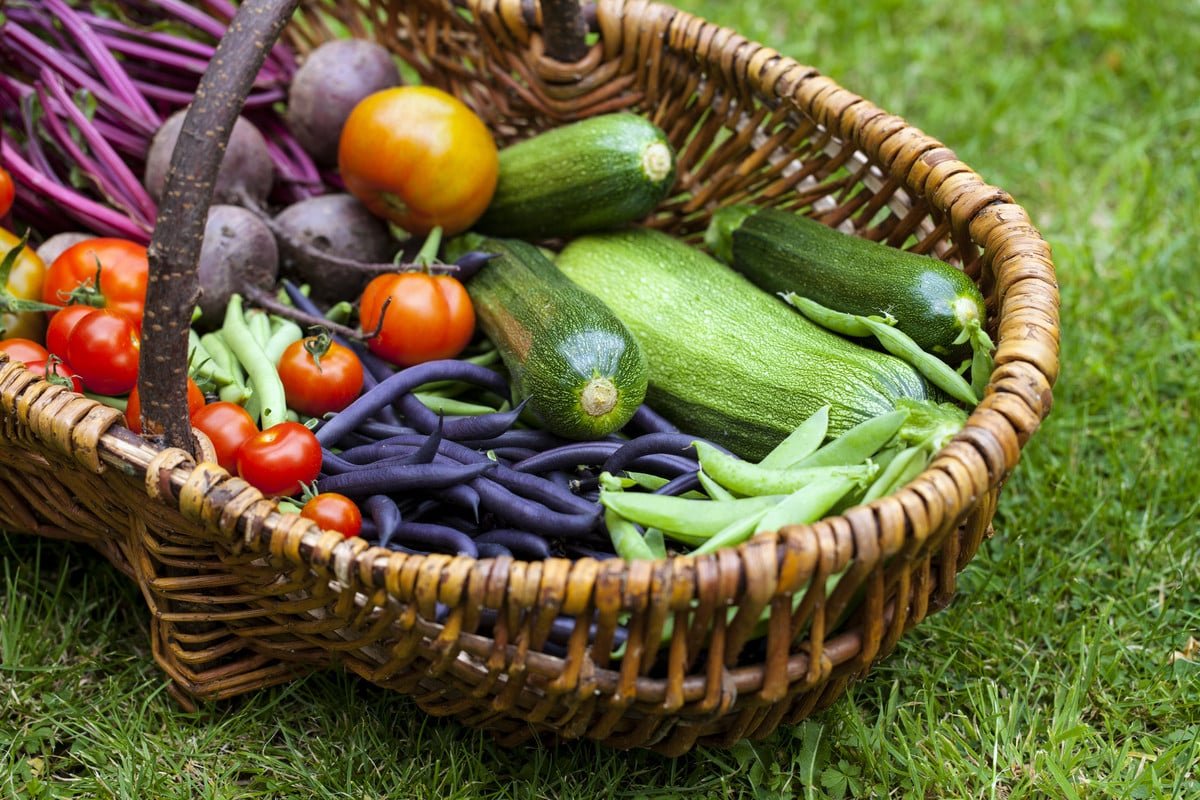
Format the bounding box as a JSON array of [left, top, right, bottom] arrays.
[[338, 86, 498, 236], [24, 356, 83, 393], [300, 491, 362, 538], [277, 331, 363, 418], [42, 238, 148, 326], [237, 421, 322, 497]]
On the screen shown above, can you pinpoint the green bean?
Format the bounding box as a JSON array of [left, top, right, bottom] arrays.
[[697, 468, 735, 501], [859, 316, 978, 407], [188, 330, 234, 388], [286, 409, 301, 424], [84, 391, 127, 412], [246, 309, 273, 351], [793, 408, 908, 469], [607, 509, 657, 562], [759, 405, 830, 468], [783, 293, 873, 336], [242, 381, 263, 423], [325, 300, 354, 325], [694, 440, 875, 496], [598, 491, 786, 546], [200, 332, 245, 389], [218, 383, 252, 405], [263, 318, 303, 365], [414, 392, 503, 417], [223, 294, 289, 429], [644, 528, 667, 559]]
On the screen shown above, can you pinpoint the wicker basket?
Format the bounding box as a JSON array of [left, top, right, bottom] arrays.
[[0, 0, 1059, 755]]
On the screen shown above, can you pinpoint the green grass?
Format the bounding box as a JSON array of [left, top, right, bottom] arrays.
[[4, 0, 1200, 796]]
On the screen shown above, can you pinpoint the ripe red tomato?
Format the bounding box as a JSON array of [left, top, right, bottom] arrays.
[[45, 304, 99, 358], [65, 309, 141, 395], [338, 86, 498, 235], [24, 357, 83, 393], [125, 378, 205, 434], [0, 167, 13, 217], [359, 272, 474, 367], [237, 421, 322, 497], [191, 401, 258, 474], [42, 238, 148, 325], [0, 337, 49, 364], [277, 334, 363, 418], [300, 492, 362, 538]]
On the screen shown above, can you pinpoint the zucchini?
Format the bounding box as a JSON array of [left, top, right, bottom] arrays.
[[474, 113, 675, 239], [706, 205, 987, 356], [555, 228, 933, 460], [463, 235, 647, 439]]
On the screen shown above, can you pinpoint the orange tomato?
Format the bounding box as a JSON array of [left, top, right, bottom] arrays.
[[338, 86, 498, 236], [359, 272, 475, 367], [0, 167, 14, 218]]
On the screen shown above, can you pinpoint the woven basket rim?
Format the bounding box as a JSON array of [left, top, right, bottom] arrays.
[[1, 0, 1059, 704]]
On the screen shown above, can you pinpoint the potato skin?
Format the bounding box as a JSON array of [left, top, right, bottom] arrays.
[[285, 39, 402, 166]]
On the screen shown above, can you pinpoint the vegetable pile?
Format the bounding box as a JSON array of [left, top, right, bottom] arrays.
[[0, 6, 994, 584]]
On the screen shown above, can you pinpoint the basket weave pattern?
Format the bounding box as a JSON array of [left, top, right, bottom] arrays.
[[0, 0, 1058, 754]]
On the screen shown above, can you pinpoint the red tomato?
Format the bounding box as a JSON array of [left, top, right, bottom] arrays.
[[24, 358, 83, 393], [277, 335, 364, 418], [338, 86, 498, 236], [0, 337, 49, 365], [42, 238, 148, 324], [125, 378, 205, 434], [65, 309, 141, 395], [300, 492, 362, 538], [237, 421, 322, 497], [359, 272, 474, 367], [191, 401, 259, 474], [45, 304, 98, 358], [0, 167, 13, 217]]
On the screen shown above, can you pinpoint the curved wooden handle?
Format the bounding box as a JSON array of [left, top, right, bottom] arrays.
[[137, 0, 300, 452], [541, 0, 589, 62]]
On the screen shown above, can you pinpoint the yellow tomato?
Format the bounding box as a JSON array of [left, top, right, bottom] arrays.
[[338, 86, 498, 236], [0, 228, 48, 342]]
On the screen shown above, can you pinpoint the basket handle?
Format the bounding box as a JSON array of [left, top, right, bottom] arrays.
[[138, 0, 300, 452], [541, 0, 590, 62]]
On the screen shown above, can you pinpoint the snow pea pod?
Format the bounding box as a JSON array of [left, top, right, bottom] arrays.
[[606, 509, 656, 562], [757, 405, 830, 469], [694, 440, 876, 496], [792, 409, 909, 469], [598, 491, 786, 547]]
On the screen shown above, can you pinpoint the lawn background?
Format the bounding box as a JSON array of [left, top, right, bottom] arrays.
[[3, 0, 1199, 797]]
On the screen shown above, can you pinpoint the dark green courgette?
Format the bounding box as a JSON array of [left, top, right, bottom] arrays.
[[462, 235, 647, 439], [474, 113, 675, 239], [706, 205, 987, 356]]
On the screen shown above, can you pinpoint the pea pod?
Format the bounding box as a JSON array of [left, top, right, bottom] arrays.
[[792, 408, 908, 469], [859, 316, 979, 407], [694, 440, 875, 497], [188, 329, 234, 388], [758, 404, 830, 469], [606, 509, 656, 562], [781, 294, 872, 337], [697, 468, 735, 501], [263, 317, 303, 365], [643, 528, 667, 559], [598, 491, 786, 546]]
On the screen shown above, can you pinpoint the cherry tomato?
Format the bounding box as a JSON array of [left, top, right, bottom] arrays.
[[42, 238, 148, 325], [359, 272, 475, 367], [277, 334, 364, 418], [0, 167, 14, 218], [191, 401, 259, 474], [45, 304, 97, 359], [300, 492, 362, 538], [237, 421, 322, 497], [65, 309, 141, 395], [0, 228, 48, 342], [338, 86, 498, 236], [24, 357, 83, 393], [0, 337, 49, 365], [125, 378, 205, 434]]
